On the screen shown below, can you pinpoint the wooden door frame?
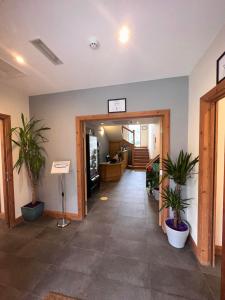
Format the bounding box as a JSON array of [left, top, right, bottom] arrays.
[[75, 109, 170, 227], [0, 113, 15, 227], [198, 79, 225, 267], [221, 151, 225, 299]]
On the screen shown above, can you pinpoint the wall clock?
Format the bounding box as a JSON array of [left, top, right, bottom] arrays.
[[217, 51, 225, 84], [108, 98, 126, 113]]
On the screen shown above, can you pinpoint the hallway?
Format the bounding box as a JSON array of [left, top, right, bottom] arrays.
[[0, 170, 220, 299]]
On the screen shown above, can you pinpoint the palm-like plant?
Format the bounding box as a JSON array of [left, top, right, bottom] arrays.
[[11, 114, 50, 205], [162, 151, 199, 186], [161, 150, 199, 229], [160, 187, 190, 228]]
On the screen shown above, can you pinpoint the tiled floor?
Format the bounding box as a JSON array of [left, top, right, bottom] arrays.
[[0, 169, 221, 299]]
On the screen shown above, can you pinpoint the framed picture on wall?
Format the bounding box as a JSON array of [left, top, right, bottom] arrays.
[[217, 51, 225, 84], [108, 98, 126, 113]]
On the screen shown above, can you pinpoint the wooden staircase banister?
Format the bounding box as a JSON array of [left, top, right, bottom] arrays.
[[146, 154, 160, 169]]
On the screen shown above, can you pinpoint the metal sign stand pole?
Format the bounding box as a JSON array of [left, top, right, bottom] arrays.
[[57, 174, 70, 228]]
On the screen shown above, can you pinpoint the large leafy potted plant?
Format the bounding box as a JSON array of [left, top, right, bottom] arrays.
[[11, 114, 50, 221], [160, 150, 199, 248]]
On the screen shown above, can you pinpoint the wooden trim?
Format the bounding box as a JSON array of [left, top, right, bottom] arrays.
[[44, 210, 81, 221], [76, 109, 170, 229], [215, 245, 222, 256], [221, 149, 225, 299], [0, 212, 4, 220], [14, 216, 23, 226], [0, 114, 15, 228], [198, 79, 225, 268]]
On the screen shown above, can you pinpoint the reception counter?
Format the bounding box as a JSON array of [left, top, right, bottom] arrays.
[[99, 150, 128, 182], [99, 162, 123, 182]]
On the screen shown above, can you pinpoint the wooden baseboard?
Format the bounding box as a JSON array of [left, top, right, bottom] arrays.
[[14, 216, 23, 226], [215, 245, 222, 256], [0, 212, 5, 220], [44, 210, 81, 221]]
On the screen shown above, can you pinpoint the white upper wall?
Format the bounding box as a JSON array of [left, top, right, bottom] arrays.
[[0, 82, 30, 218], [187, 24, 225, 244]]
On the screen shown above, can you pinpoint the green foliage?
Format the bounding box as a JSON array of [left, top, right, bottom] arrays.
[[163, 150, 199, 186], [11, 113, 50, 204], [160, 187, 190, 213], [146, 163, 159, 193], [161, 150, 199, 229]]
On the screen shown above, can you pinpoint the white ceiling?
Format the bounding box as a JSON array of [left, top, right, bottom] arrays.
[[0, 0, 225, 96], [86, 117, 160, 126]]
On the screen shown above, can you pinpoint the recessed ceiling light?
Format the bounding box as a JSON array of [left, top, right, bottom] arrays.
[[118, 26, 130, 44], [101, 122, 104, 125], [15, 55, 25, 65]]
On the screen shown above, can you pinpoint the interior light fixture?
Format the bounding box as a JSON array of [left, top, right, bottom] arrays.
[[101, 122, 104, 125], [15, 55, 25, 65], [118, 26, 130, 44]]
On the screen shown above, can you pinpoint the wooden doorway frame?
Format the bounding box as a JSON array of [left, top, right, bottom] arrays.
[[75, 109, 170, 226], [198, 79, 225, 268], [0, 113, 15, 227]]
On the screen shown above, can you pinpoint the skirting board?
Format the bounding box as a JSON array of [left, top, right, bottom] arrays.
[[0, 212, 5, 220], [215, 245, 222, 256], [44, 210, 81, 221]]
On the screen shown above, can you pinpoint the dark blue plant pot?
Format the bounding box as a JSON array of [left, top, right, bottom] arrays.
[[21, 201, 44, 221]]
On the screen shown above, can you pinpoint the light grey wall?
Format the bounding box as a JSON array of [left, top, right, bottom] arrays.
[[30, 76, 188, 213]]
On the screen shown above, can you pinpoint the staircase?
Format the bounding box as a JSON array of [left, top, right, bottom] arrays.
[[133, 147, 149, 168]]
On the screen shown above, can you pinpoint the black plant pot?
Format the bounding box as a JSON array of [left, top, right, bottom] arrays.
[[21, 201, 44, 221]]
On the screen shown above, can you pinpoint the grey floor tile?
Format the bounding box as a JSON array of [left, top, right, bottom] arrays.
[[0, 253, 49, 291], [204, 273, 221, 300], [35, 226, 76, 244], [0, 233, 32, 254], [71, 231, 106, 251], [16, 239, 65, 265], [151, 289, 190, 300], [97, 254, 148, 288], [105, 237, 148, 261], [86, 276, 151, 300], [33, 266, 90, 299], [77, 219, 112, 236], [59, 246, 102, 275], [110, 223, 148, 242], [8, 222, 45, 238], [148, 263, 212, 300]]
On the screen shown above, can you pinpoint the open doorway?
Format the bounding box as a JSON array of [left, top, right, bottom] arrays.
[[84, 117, 161, 214], [75, 110, 170, 230]]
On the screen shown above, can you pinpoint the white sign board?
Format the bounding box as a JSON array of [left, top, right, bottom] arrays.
[[51, 161, 70, 174]]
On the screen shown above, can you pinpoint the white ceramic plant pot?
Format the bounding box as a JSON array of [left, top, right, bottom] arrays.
[[153, 189, 159, 201], [165, 219, 190, 248]]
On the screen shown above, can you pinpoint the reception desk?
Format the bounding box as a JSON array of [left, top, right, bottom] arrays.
[[99, 162, 123, 182], [99, 150, 128, 182]]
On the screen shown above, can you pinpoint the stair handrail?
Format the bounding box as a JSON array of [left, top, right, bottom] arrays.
[[122, 125, 135, 144], [146, 154, 160, 169]]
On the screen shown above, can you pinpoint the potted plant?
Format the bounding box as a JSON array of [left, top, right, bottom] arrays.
[[160, 150, 199, 248], [146, 162, 159, 199], [11, 113, 50, 221]]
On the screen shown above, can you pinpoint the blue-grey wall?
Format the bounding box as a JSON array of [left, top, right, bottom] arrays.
[[30, 76, 188, 213]]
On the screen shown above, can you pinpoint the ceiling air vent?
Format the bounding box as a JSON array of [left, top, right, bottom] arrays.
[[0, 58, 25, 79], [30, 39, 63, 65]]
